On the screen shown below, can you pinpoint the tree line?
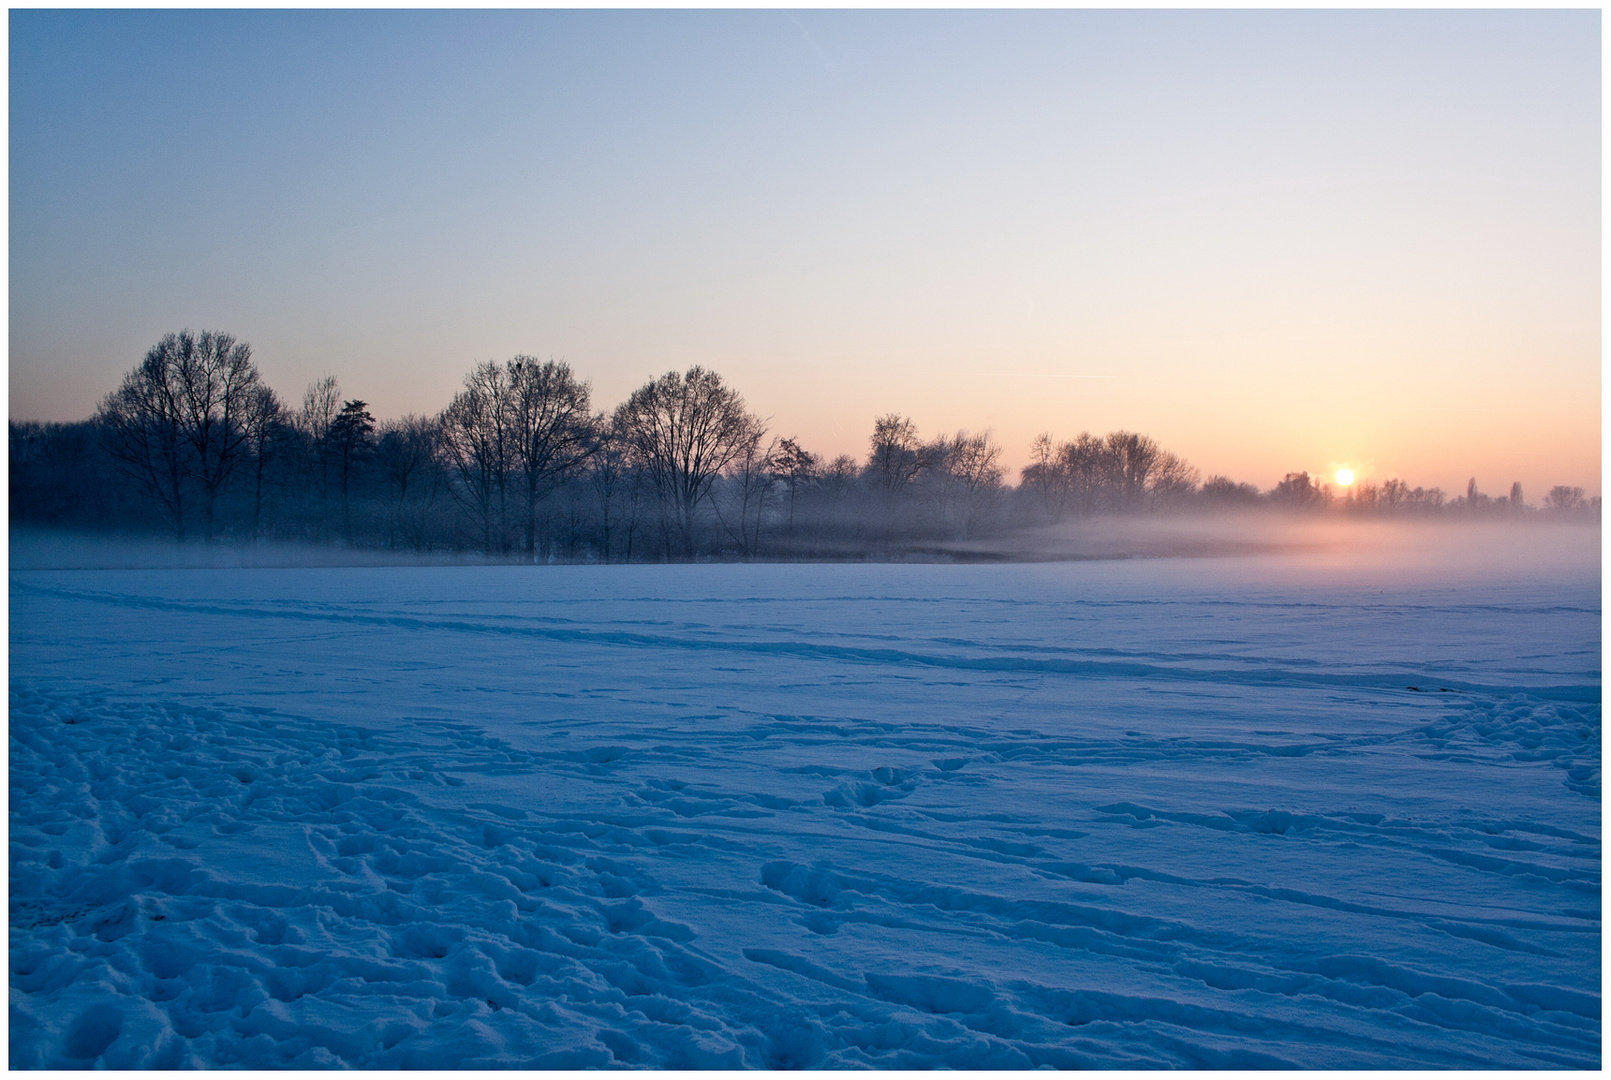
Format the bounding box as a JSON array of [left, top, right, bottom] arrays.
[[10, 329, 1600, 560]]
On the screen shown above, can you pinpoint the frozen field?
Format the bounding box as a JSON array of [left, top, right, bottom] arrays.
[[9, 526, 1601, 1068]]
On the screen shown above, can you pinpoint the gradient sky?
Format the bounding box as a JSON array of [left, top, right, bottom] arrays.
[[10, 9, 1601, 496]]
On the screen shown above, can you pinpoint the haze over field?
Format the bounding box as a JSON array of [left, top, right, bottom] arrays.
[[8, 517, 1600, 578], [9, 9, 1600, 498]]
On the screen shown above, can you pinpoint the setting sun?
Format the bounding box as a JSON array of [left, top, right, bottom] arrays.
[[1335, 468, 1355, 487]]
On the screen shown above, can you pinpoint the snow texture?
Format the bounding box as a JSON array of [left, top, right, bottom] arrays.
[[9, 546, 1601, 1068]]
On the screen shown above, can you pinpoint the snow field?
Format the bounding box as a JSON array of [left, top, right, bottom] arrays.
[[9, 555, 1601, 1068]]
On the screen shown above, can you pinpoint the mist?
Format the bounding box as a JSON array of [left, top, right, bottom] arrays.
[[7, 528, 494, 572], [12, 514, 1598, 602], [940, 513, 1601, 582]]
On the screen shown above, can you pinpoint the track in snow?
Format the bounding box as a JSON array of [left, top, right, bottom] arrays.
[[10, 559, 1601, 1068]]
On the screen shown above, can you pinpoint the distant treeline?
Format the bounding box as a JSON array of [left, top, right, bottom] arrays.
[[10, 330, 1601, 561]]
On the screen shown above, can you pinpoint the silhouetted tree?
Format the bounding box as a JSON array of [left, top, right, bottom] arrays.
[[1146, 450, 1200, 507], [1060, 432, 1110, 514], [1346, 481, 1380, 513], [1269, 471, 1328, 510], [99, 365, 187, 538], [243, 383, 285, 545], [1020, 433, 1068, 517], [1031, 430, 1197, 516], [12, 421, 141, 530], [440, 361, 514, 554], [614, 366, 763, 558], [1379, 478, 1410, 510], [588, 419, 642, 563], [1544, 485, 1587, 512], [929, 430, 1004, 536], [296, 375, 342, 540], [328, 400, 376, 543], [1408, 484, 1446, 510], [716, 436, 777, 558], [51, 345, 1583, 559], [866, 414, 926, 498], [374, 414, 443, 550], [774, 437, 818, 532], [1200, 475, 1262, 505], [1104, 431, 1160, 511], [821, 455, 859, 497], [506, 357, 596, 562], [97, 329, 269, 542]]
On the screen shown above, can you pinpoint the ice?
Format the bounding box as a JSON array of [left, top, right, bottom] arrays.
[[9, 537, 1600, 1068]]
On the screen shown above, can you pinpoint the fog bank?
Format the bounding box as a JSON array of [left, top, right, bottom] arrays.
[[11, 516, 1599, 593]]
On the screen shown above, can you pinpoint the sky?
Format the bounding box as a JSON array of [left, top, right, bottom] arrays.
[[9, 9, 1601, 497]]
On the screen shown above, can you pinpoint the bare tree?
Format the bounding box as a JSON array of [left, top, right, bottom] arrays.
[[1054, 433, 1106, 515], [99, 359, 188, 540], [613, 366, 763, 558], [1419, 487, 1447, 509], [1269, 471, 1329, 510], [716, 435, 777, 558], [1200, 475, 1262, 505], [440, 361, 515, 555], [97, 329, 268, 542], [773, 437, 818, 533], [506, 357, 596, 562], [1104, 431, 1160, 511], [176, 332, 267, 541], [1146, 450, 1200, 507], [948, 431, 1004, 493], [12, 420, 131, 530], [820, 455, 859, 498], [242, 383, 285, 545], [297, 375, 341, 539], [1020, 433, 1066, 517], [375, 414, 442, 550], [299, 376, 340, 437], [1544, 485, 1587, 512], [1346, 481, 1379, 513], [866, 414, 926, 497], [1379, 478, 1410, 510], [588, 419, 629, 563], [932, 430, 1003, 536], [1024, 428, 1194, 520]]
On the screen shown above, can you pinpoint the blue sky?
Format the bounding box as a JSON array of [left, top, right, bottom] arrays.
[[10, 9, 1600, 493]]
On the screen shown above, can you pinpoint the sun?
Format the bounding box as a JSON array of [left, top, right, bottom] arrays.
[[1335, 468, 1355, 487]]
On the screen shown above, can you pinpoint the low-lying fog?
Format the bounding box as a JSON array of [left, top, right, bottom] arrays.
[[968, 514, 1601, 588], [11, 517, 1599, 594]]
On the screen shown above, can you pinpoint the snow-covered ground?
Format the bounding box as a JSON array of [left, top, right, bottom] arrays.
[[10, 526, 1601, 1068]]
